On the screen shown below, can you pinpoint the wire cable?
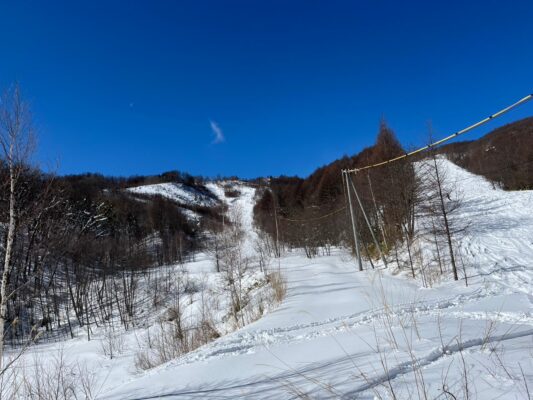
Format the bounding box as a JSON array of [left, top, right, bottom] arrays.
[[343, 93, 533, 173], [275, 93, 533, 223], [277, 206, 346, 223]]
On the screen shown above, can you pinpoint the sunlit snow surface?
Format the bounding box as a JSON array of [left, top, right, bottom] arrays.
[[11, 163, 533, 399]]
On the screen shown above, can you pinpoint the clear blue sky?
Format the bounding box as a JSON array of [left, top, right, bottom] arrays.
[[1, 1, 532, 178]]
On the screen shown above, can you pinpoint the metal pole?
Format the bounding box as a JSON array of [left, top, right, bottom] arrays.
[[268, 187, 281, 259], [343, 171, 363, 271], [349, 173, 388, 268], [367, 171, 388, 249], [273, 202, 280, 259]]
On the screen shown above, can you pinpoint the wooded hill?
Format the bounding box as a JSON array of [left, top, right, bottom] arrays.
[[0, 164, 225, 344], [440, 116, 533, 190], [253, 116, 533, 258]]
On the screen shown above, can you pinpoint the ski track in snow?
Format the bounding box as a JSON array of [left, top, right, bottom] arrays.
[[343, 327, 533, 398], [205, 181, 258, 258], [152, 281, 533, 370]]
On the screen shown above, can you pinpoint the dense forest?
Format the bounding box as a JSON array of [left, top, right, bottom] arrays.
[[254, 122, 417, 259]]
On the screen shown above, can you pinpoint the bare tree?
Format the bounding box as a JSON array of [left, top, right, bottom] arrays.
[[254, 230, 272, 275], [420, 153, 467, 282], [206, 225, 224, 273], [0, 85, 35, 367]]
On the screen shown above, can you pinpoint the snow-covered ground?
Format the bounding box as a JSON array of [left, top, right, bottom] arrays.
[[0, 181, 279, 399], [126, 181, 220, 224], [101, 160, 533, 399], [205, 181, 259, 257], [5, 162, 533, 399]]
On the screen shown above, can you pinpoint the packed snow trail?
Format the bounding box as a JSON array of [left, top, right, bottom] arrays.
[[101, 160, 533, 400], [205, 182, 258, 257], [101, 253, 532, 399]]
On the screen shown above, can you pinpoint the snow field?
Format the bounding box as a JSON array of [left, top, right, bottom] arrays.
[[3, 162, 532, 400], [1, 181, 283, 399], [102, 160, 533, 399]]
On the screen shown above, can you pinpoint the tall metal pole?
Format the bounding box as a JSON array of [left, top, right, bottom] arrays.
[[349, 174, 388, 269], [273, 201, 280, 259], [343, 171, 363, 271], [268, 187, 281, 259]]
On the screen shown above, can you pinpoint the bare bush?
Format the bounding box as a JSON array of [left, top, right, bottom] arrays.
[[0, 355, 23, 399], [134, 313, 220, 371], [0, 348, 100, 400], [254, 232, 273, 275], [100, 326, 126, 360], [267, 271, 287, 303]]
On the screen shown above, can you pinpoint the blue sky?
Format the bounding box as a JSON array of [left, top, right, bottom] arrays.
[[1, 1, 532, 178]]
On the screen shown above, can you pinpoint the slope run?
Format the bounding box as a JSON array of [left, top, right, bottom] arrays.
[[205, 181, 258, 257], [102, 161, 533, 400]]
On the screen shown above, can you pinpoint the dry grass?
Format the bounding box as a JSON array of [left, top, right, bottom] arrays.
[[268, 271, 287, 303]]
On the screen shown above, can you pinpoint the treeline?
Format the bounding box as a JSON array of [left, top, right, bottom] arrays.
[[66, 172, 223, 227], [63, 169, 203, 192], [254, 116, 533, 286], [254, 122, 417, 259]]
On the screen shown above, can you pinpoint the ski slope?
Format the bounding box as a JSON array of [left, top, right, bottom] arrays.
[[101, 160, 533, 400], [205, 181, 259, 257]]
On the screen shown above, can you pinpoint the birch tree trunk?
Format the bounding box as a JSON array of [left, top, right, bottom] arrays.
[[0, 84, 34, 372], [0, 144, 15, 369]]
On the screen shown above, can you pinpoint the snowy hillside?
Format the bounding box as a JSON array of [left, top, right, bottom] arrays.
[[0, 181, 284, 399], [99, 159, 533, 399], [205, 181, 259, 257], [3, 163, 531, 400], [127, 182, 219, 208]]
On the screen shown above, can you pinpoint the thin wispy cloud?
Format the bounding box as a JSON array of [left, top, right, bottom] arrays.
[[210, 120, 225, 144]]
